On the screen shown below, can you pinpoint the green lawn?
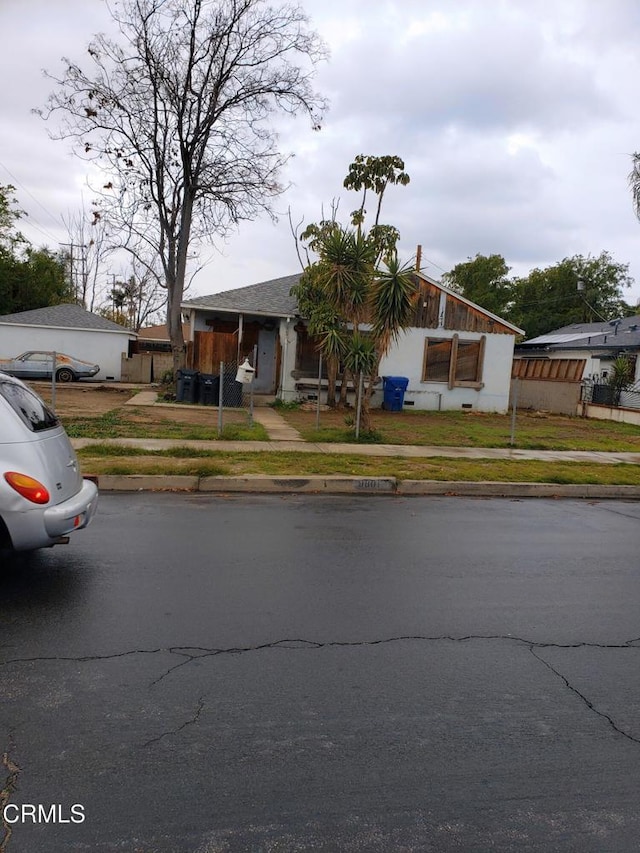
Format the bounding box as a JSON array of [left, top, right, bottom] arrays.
[[76, 446, 640, 486]]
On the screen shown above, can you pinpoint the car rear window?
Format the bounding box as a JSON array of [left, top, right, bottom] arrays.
[[0, 380, 59, 432]]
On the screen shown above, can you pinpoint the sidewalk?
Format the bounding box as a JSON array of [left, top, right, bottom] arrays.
[[77, 392, 640, 498], [71, 434, 640, 465], [114, 392, 640, 464]]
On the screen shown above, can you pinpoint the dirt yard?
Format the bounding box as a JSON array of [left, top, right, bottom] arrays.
[[31, 381, 240, 431], [33, 382, 141, 416]]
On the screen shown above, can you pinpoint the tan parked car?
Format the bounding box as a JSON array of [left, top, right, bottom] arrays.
[[0, 371, 98, 551], [0, 351, 100, 382]]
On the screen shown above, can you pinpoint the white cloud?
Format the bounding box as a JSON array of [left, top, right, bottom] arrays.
[[1, 0, 639, 308]]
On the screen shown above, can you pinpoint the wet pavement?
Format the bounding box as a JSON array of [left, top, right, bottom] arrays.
[[1, 494, 640, 851]]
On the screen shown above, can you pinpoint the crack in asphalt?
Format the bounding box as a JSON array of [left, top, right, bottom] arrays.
[[529, 646, 640, 745], [141, 697, 205, 748], [0, 748, 21, 853], [2, 633, 640, 676], [2, 636, 639, 749]]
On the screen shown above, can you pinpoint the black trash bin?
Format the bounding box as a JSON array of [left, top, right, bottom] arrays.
[[382, 376, 409, 411], [198, 373, 220, 406], [176, 368, 199, 404], [591, 383, 615, 405]]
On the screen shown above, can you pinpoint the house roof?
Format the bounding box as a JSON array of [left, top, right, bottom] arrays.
[[518, 315, 640, 351], [183, 270, 524, 333], [0, 303, 135, 335], [182, 274, 300, 317], [138, 322, 190, 341]]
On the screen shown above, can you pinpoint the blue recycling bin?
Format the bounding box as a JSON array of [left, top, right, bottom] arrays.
[[382, 376, 409, 411]]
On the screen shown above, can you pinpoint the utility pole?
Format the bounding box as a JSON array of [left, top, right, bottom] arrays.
[[59, 242, 87, 303], [59, 242, 75, 299]]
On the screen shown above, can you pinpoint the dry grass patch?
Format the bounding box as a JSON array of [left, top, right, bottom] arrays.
[[77, 448, 640, 485], [279, 407, 640, 451]]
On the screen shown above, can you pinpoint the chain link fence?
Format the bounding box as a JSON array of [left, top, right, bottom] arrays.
[[176, 349, 257, 436]]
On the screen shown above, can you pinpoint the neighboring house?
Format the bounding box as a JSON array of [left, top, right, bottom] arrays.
[[513, 316, 640, 414], [182, 272, 523, 412], [515, 316, 640, 383], [0, 303, 137, 381], [121, 322, 191, 382], [136, 322, 191, 352]]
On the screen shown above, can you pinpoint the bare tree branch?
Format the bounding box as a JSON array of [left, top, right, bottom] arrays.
[[38, 0, 327, 373]]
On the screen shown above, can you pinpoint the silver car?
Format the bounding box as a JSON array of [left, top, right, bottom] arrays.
[[0, 351, 100, 382], [0, 371, 98, 552]]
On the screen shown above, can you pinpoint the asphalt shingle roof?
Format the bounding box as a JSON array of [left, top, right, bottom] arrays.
[[182, 274, 301, 316], [520, 315, 640, 350], [0, 303, 133, 333]]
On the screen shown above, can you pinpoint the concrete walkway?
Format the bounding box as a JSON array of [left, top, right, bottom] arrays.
[[251, 407, 304, 441]]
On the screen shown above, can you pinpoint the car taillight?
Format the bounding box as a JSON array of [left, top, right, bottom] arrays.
[[4, 473, 50, 505]]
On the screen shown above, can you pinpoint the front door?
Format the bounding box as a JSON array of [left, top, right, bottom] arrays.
[[253, 329, 277, 393]]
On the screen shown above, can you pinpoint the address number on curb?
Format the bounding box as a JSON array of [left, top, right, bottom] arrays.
[[356, 479, 393, 490]]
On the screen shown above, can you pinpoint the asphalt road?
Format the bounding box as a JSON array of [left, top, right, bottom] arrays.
[[1, 494, 640, 852]]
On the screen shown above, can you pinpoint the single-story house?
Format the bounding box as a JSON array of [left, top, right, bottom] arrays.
[[0, 303, 137, 381], [119, 322, 191, 382], [512, 316, 640, 414], [136, 322, 191, 353], [182, 272, 523, 412], [515, 316, 640, 383]]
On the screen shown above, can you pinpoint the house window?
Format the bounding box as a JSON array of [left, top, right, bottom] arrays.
[[422, 335, 485, 389]]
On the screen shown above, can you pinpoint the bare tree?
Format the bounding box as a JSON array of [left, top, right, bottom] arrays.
[[62, 206, 112, 310], [40, 0, 327, 373]]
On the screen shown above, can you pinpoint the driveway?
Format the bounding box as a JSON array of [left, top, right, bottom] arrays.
[[1, 494, 639, 851]]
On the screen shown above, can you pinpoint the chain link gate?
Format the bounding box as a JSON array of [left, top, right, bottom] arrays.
[[178, 347, 257, 436]]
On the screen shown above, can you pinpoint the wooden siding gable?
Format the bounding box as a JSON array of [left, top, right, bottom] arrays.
[[410, 274, 519, 335]]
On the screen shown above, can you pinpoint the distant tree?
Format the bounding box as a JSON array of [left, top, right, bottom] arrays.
[[101, 270, 166, 330], [0, 184, 25, 251], [442, 253, 512, 318], [0, 247, 71, 315], [630, 152, 640, 223], [40, 0, 327, 375], [508, 252, 633, 339], [0, 186, 72, 315], [62, 206, 113, 311]]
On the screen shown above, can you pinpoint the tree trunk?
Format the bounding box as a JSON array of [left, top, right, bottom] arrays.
[[357, 374, 374, 432], [338, 368, 351, 408], [166, 195, 194, 378], [326, 355, 338, 408]]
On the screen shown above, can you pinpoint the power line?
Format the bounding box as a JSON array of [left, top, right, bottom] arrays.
[[0, 159, 64, 239]]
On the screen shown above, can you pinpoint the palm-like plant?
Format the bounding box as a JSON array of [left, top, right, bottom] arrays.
[[630, 153, 640, 220], [291, 153, 416, 426], [307, 226, 417, 429]]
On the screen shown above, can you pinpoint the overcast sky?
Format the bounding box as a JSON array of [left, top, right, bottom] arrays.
[[2, 0, 640, 309]]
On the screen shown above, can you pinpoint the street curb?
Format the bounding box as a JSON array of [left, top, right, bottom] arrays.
[[92, 475, 640, 499]]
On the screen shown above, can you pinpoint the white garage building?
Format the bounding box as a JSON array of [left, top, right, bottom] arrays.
[[0, 303, 137, 381]]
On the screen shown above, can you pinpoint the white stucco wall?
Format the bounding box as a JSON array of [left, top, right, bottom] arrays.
[[0, 325, 134, 381], [379, 328, 516, 413]]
